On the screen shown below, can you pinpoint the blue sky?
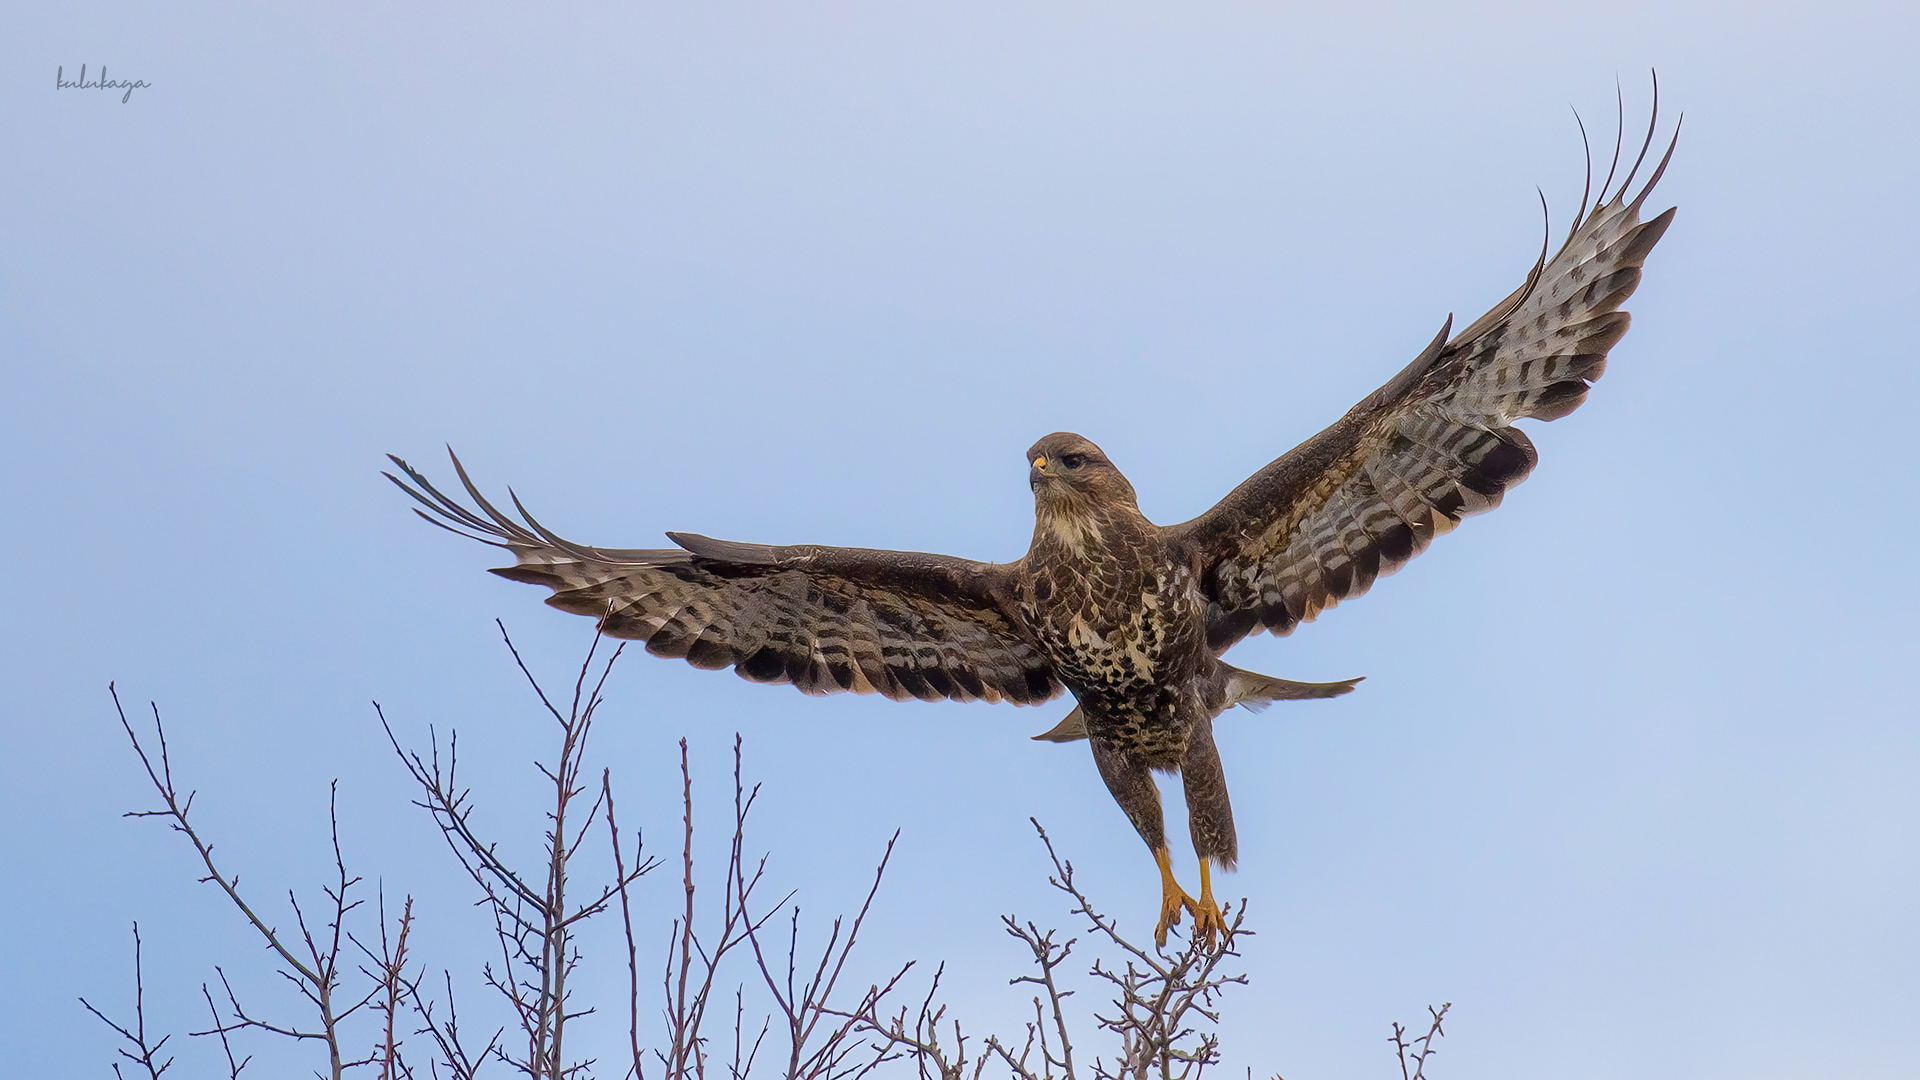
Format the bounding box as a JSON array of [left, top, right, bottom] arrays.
[[5, 2, 1917, 1077]]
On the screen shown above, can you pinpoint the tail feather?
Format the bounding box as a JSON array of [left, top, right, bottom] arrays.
[[1225, 667, 1365, 711]]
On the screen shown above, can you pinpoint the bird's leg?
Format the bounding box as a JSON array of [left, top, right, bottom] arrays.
[[1179, 714, 1233, 950], [1089, 735, 1199, 947]]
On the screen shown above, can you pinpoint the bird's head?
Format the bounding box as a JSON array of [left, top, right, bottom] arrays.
[[1027, 432, 1138, 511]]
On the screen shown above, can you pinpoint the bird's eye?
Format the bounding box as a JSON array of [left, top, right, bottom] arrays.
[[1061, 454, 1087, 469]]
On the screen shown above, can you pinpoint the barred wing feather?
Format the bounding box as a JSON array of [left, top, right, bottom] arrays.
[[1173, 116, 1678, 653], [386, 454, 1061, 706]]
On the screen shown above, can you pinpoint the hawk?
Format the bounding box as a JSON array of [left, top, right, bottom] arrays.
[[390, 109, 1677, 950]]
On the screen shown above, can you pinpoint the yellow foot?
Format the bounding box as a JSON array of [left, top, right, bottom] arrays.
[[1188, 892, 1226, 951], [1191, 856, 1226, 951], [1154, 880, 1195, 947], [1150, 848, 1228, 950]]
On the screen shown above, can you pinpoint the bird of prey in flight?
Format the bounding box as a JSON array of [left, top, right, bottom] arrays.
[[390, 96, 1678, 950]]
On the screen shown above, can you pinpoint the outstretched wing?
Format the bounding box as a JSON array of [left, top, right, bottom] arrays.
[[1171, 108, 1679, 653], [387, 454, 1062, 705]]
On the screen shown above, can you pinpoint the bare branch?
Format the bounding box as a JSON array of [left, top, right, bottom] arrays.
[[1391, 1003, 1450, 1080], [382, 621, 636, 1080], [106, 630, 1323, 1080], [80, 922, 174, 1080], [111, 683, 381, 1077], [347, 890, 417, 1080], [402, 968, 501, 1080]]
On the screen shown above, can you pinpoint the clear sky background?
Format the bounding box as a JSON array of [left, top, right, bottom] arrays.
[[5, 3, 1916, 1077]]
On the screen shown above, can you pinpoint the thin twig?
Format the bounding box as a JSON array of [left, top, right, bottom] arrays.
[[79, 921, 174, 1080], [111, 683, 365, 1078], [1391, 1003, 1450, 1080]]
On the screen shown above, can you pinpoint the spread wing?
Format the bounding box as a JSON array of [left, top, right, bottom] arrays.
[[387, 453, 1062, 705], [1171, 108, 1679, 653]]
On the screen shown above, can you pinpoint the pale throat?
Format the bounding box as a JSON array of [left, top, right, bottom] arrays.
[[1035, 499, 1106, 557]]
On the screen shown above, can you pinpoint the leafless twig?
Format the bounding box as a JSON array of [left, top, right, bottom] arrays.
[[103, 632, 1423, 1080], [382, 620, 655, 1079], [198, 980, 252, 1078], [80, 922, 175, 1080], [1027, 821, 1246, 1080], [842, 819, 1249, 1080], [110, 683, 400, 1079], [653, 735, 781, 1080], [744, 824, 913, 1080], [1390, 1003, 1449, 1080], [349, 889, 418, 1079]]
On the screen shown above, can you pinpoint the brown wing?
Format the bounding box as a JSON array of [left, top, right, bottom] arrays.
[[387, 453, 1061, 705], [1170, 111, 1679, 653]]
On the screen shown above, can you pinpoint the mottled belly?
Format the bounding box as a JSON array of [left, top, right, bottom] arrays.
[[1076, 686, 1193, 763]]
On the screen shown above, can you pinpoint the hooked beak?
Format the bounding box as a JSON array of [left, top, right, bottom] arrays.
[[1029, 455, 1051, 489]]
